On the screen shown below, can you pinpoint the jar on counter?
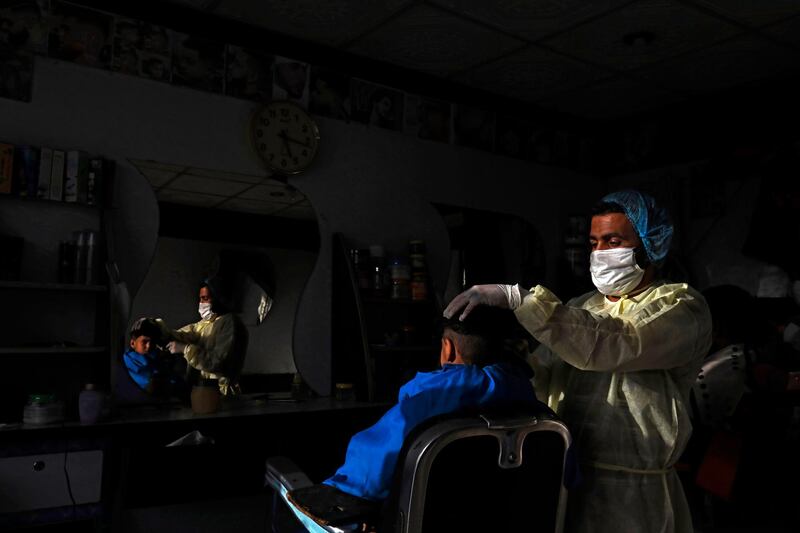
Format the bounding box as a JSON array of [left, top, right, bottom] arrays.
[[23, 394, 64, 425], [191, 379, 221, 414], [334, 382, 355, 402]]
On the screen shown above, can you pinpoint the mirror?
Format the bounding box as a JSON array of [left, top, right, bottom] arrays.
[[120, 159, 319, 401], [434, 204, 547, 304]]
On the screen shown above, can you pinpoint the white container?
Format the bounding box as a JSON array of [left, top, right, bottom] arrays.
[[79, 384, 106, 424], [22, 395, 64, 425]]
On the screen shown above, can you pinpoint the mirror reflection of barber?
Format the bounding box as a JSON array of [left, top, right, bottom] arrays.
[[157, 280, 247, 396]]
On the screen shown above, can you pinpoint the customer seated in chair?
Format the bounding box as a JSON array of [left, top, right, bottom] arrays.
[[123, 318, 187, 399], [324, 306, 545, 502]]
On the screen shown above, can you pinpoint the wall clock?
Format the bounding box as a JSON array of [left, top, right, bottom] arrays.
[[251, 101, 320, 175]]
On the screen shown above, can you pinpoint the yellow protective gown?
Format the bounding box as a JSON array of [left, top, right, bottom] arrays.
[[516, 280, 711, 533], [163, 313, 245, 396]]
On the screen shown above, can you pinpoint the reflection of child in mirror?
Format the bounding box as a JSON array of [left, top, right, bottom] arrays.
[[123, 318, 186, 398]]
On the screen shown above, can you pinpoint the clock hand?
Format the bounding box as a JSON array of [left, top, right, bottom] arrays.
[[278, 130, 294, 158], [283, 134, 312, 148]]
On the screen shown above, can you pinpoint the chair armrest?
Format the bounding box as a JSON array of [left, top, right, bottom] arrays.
[[265, 456, 314, 492]]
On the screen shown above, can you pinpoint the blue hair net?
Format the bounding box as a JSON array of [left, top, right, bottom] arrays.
[[601, 190, 673, 264]]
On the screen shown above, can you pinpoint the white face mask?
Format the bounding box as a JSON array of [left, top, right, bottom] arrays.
[[589, 247, 645, 297], [198, 302, 214, 320]]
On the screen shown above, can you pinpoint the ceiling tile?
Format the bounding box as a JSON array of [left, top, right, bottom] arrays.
[[428, 0, 631, 41], [187, 167, 267, 184], [691, 1, 800, 27], [212, 0, 413, 46], [156, 189, 224, 208], [762, 15, 800, 47], [635, 35, 799, 94], [238, 183, 305, 203], [454, 45, 611, 102], [347, 4, 525, 76], [537, 77, 685, 119], [543, 0, 742, 71], [215, 198, 286, 215], [271, 204, 318, 220], [168, 175, 253, 196], [129, 159, 186, 173], [139, 167, 178, 188]]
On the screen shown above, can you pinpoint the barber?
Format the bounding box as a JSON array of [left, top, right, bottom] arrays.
[[444, 190, 711, 532]]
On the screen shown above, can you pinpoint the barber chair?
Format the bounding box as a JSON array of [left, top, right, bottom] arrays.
[[265, 410, 572, 533]]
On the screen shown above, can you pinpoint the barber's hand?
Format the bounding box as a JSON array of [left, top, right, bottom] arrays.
[[166, 341, 187, 354], [444, 284, 524, 322]]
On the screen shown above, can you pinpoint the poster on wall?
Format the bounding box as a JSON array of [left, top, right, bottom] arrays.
[[350, 78, 403, 131], [224, 45, 272, 102], [0, 50, 34, 102], [452, 103, 495, 152], [272, 55, 309, 107], [111, 17, 172, 82], [48, 2, 112, 69], [309, 66, 350, 121], [405, 94, 451, 143], [171, 31, 224, 93], [0, 0, 49, 54]]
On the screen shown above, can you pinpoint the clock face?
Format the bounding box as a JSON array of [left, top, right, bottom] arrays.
[[251, 101, 320, 175]]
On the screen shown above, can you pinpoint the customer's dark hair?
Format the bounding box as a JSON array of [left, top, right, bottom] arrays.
[[440, 306, 521, 366], [129, 317, 161, 342]]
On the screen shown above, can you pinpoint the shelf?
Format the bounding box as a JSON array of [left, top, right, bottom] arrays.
[[370, 344, 434, 353], [0, 193, 103, 210], [0, 346, 107, 355], [0, 280, 107, 292]]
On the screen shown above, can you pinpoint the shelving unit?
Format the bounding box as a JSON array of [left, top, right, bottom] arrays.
[[0, 193, 112, 423], [0, 346, 107, 355], [331, 233, 440, 402], [0, 280, 107, 292]]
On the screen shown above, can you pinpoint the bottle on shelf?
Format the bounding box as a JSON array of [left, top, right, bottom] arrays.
[[409, 240, 428, 301], [350, 248, 372, 291], [369, 244, 387, 298], [85, 230, 99, 285], [73, 230, 87, 284], [57, 240, 76, 283], [389, 257, 411, 300]]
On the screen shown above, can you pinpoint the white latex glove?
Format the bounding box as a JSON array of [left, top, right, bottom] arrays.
[[443, 284, 527, 321], [167, 341, 187, 354]]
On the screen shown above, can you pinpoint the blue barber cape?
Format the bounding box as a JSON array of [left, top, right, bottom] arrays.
[[123, 348, 159, 390], [324, 361, 543, 501]]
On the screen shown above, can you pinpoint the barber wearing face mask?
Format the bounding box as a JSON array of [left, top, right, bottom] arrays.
[[444, 190, 712, 533], [160, 280, 247, 396]]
